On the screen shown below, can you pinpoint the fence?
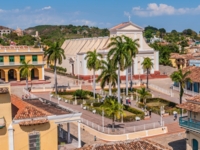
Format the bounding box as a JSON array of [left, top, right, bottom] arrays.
[[173, 86, 199, 96], [149, 84, 173, 97], [81, 118, 163, 135]]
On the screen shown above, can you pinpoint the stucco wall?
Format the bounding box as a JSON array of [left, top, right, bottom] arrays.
[[13, 121, 58, 150]]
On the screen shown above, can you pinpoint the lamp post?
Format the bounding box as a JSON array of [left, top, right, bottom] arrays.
[[160, 106, 164, 126], [102, 109, 104, 132]]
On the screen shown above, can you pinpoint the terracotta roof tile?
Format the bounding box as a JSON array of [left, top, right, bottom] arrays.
[[19, 119, 49, 126], [11, 94, 50, 125], [182, 66, 200, 83], [76, 139, 170, 150], [177, 102, 200, 113], [186, 95, 200, 102]]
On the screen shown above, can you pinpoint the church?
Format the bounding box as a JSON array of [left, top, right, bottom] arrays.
[[60, 22, 159, 80]]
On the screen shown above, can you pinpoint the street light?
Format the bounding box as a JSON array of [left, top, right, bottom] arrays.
[[160, 106, 164, 126], [102, 109, 104, 132]]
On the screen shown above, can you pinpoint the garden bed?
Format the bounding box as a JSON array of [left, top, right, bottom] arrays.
[[84, 102, 144, 122], [138, 98, 182, 115]]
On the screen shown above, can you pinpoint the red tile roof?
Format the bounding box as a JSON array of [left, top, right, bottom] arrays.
[[182, 66, 200, 83], [76, 139, 170, 150], [177, 102, 200, 113], [11, 94, 50, 125]]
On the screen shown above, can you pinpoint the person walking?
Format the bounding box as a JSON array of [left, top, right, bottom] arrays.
[[149, 109, 152, 118]]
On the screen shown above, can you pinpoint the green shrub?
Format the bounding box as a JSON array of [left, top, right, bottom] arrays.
[[73, 90, 88, 99]]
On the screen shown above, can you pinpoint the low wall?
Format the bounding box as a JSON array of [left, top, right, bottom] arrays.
[[73, 122, 168, 141]]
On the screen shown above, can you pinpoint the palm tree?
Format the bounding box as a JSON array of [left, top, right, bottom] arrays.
[[101, 96, 124, 130], [19, 60, 34, 90], [137, 87, 151, 105], [84, 49, 103, 98], [142, 57, 154, 89], [123, 36, 139, 95], [96, 61, 118, 96], [44, 42, 66, 95], [170, 69, 191, 116], [107, 36, 131, 103]]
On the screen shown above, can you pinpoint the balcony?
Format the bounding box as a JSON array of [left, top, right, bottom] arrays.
[[0, 61, 45, 66], [179, 116, 200, 132]]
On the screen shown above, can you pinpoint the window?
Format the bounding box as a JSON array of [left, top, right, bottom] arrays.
[[0, 56, 3, 63], [9, 56, 14, 63], [32, 55, 38, 62], [20, 55, 25, 62], [193, 139, 198, 150], [29, 131, 40, 150]]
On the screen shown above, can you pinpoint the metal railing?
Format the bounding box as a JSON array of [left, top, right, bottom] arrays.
[[81, 118, 163, 135], [173, 86, 199, 96], [149, 84, 173, 96], [0, 61, 45, 66], [179, 116, 200, 132]]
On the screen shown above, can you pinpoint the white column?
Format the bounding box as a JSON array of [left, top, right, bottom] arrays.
[[8, 124, 14, 150], [154, 51, 159, 71], [140, 33, 143, 50], [83, 54, 87, 75], [77, 121, 81, 148], [42, 66, 44, 80], [134, 57, 138, 75]]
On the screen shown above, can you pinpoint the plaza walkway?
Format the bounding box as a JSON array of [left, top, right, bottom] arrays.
[[33, 92, 177, 129]]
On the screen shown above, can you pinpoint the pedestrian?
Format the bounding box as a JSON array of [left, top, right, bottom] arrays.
[[174, 113, 177, 121], [22, 95, 24, 99], [149, 109, 152, 118]]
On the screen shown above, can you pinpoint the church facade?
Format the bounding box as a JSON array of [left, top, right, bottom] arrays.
[[60, 22, 159, 80]]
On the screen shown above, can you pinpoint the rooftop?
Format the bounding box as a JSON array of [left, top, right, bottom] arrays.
[[76, 139, 170, 150], [109, 22, 143, 32], [182, 66, 200, 83], [11, 95, 71, 126]]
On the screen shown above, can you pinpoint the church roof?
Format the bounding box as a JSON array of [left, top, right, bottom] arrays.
[[109, 22, 143, 32]]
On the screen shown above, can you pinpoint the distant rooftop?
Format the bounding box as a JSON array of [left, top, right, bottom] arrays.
[[76, 139, 170, 150]]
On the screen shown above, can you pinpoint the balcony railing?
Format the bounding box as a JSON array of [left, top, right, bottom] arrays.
[[0, 61, 45, 66], [179, 116, 200, 132]]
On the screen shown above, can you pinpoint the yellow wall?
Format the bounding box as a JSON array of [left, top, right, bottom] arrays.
[[170, 58, 186, 69], [0, 85, 12, 150], [13, 121, 58, 150]]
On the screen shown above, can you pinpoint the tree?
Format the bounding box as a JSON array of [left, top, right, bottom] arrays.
[[107, 36, 131, 103], [73, 89, 88, 99], [85, 49, 103, 98], [142, 57, 154, 89], [170, 69, 191, 116], [44, 42, 66, 95], [123, 35, 139, 95], [101, 96, 124, 130], [137, 88, 151, 104], [96, 61, 118, 96], [19, 60, 34, 90]]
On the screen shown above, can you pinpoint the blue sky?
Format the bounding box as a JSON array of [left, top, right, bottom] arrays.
[[1, 0, 200, 32]]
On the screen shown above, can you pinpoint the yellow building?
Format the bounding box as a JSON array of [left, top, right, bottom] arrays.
[[178, 95, 200, 150], [0, 84, 82, 150], [170, 53, 194, 69], [0, 46, 45, 82]]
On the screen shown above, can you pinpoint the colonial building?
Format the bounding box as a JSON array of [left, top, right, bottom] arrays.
[[61, 22, 159, 80], [0, 26, 11, 36], [0, 84, 82, 150], [0, 46, 45, 82], [13, 27, 24, 36], [177, 95, 200, 150]]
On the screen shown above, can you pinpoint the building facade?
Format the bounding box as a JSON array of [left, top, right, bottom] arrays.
[[0, 26, 11, 36], [178, 95, 200, 150], [0, 46, 45, 82], [61, 22, 159, 80], [0, 84, 82, 150]]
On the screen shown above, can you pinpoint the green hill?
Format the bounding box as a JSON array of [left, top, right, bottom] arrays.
[[24, 25, 109, 46]]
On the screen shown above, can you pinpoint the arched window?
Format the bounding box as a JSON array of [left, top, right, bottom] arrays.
[[193, 139, 198, 150]]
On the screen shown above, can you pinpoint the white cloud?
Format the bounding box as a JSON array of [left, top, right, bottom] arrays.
[[132, 3, 200, 17], [42, 6, 51, 10]]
